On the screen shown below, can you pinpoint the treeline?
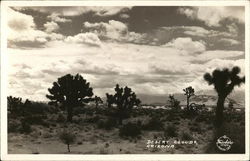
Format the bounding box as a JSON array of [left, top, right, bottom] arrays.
[[8, 66, 245, 128]]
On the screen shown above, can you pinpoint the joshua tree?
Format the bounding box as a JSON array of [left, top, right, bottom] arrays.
[[106, 93, 114, 108], [94, 96, 103, 110], [7, 96, 23, 115], [183, 86, 195, 111], [59, 130, 76, 153], [168, 94, 180, 110], [46, 74, 93, 122], [228, 100, 234, 112], [106, 84, 141, 125], [204, 66, 245, 127]]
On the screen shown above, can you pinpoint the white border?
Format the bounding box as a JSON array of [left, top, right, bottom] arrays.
[[1, 1, 249, 160]]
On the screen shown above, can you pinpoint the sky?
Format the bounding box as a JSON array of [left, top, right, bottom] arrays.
[[6, 6, 245, 101]]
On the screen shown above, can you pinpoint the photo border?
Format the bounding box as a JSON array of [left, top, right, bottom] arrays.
[[1, 1, 249, 160]]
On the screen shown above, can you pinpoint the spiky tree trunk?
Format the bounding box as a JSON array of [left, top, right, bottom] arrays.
[[67, 106, 73, 122], [186, 95, 189, 111], [67, 144, 70, 152], [118, 106, 124, 125], [216, 95, 226, 127]]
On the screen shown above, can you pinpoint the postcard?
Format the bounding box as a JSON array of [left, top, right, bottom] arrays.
[[1, 0, 249, 160]]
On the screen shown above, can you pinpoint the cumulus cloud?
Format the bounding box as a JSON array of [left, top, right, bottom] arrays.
[[83, 20, 148, 44], [44, 21, 59, 33], [8, 39, 245, 101], [7, 7, 64, 49], [150, 64, 190, 75], [178, 6, 244, 27], [219, 38, 240, 45], [7, 8, 47, 46], [164, 37, 206, 55], [190, 50, 244, 64], [65, 32, 102, 47], [23, 6, 132, 16], [84, 20, 128, 40], [47, 13, 71, 23]]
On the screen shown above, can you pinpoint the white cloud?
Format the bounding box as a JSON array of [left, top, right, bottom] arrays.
[[164, 37, 206, 55], [64, 32, 102, 47], [44, 21, 59, 33], [120, 13, 130, 19], [84, 20, 148, 44], [22, 6, 132, 16], [191, 50, 244, 63], [178, 7, 244, 27], [84, 20, 128, 40], [8, 40, 245, 101], [48, 13, 71, 23], [7, 8, 65, 48], [7, 7, 46, 42], [219, 38, 240, 45]]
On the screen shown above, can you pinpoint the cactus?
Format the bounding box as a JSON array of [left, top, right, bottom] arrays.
[[7, 96, 23, 115], [46, 74, 93, 122], [168, 94, 180, 110], [59, 130, 76, 152], [106, 84, 141, 125], [183, 86, 195, 111], [204, 66, 245, 127], [94, 96, 103, 110]]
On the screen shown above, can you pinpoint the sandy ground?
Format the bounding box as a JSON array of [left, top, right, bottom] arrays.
[[8, 117, 214, 154]]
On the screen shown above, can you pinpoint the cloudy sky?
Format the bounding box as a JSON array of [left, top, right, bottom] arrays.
[[6, 6, 245, 101]]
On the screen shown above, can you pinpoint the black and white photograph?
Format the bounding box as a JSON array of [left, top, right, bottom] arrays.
[[1, 1, 249, 160]]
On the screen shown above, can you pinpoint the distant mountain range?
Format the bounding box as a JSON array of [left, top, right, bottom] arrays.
[[137, 90, 245, 108]]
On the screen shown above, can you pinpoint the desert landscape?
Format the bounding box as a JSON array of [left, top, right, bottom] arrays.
[[5, 5, 246, 154], [8, 80, 245, 154]]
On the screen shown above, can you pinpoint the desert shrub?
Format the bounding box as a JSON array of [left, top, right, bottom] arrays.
[[97, 117, 117, 130], [23, 115, 47, 125], [189, 125, 202, 134], [72, 116, 83, 124], [164, 124, 178, 138], [181, 132, 193, 140], [85, 115, 100, 123], [8, 119, 21, 133], [74, 106, 86, 114], [59, 130, 76, 152], [195, 114, 207, 122], [57, 113, 66, 123], [119, 122, 141, 138], [20, 121, 32, 134], [43, 131, 53, 138], [142, 117, 163, 131]]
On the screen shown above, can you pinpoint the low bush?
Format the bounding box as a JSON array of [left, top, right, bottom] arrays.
[[142, 117, 163, 131], [181, 132, 193, 140], [189, 125, 202, 134], [8, 119, 21, 133], [23, 115, 47, 125], [20, 121, 32, 134], [85, 115, 100, 123], [164, 124, 178, 138], [119, 122, 141, 138], [57, 113, 66, 123], [97, 117, 117, 130], [59, 130, 76, 152], [195, 114, 207, 122]]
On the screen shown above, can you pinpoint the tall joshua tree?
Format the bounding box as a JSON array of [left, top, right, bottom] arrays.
[[7, 96, 23, 115], [46, 74, 93, 122], [204, 66, 245, 127], [168, 94, 180, 110], [94, 96, 103, 110], [106, 84, 141, 125], [183, 86, 195, 111]]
